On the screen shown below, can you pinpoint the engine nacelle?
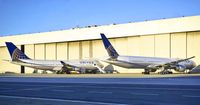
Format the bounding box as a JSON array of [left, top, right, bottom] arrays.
[[146, 65, 158, 72], [175, 65, 186, 72]]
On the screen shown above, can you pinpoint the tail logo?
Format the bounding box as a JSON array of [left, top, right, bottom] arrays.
[[5, 42, 30, 61], [100, 33, 119, 59], [107, 45, 119, 59], [12, 48, 29, 60]]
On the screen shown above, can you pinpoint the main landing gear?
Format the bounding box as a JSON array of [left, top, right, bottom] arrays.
[[42, 70, 47, 74], [158, 70, 173, 74], [142, 69, 150, 74], [158, 67, 173, 74], [33, 69, 38, 73], [56, 69, 71, 74]]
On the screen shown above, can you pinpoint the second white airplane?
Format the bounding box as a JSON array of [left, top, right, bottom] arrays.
[[100, 33, 196, 74]]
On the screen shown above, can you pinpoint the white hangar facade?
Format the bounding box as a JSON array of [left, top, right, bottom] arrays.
[[0, 15, 200, 73]]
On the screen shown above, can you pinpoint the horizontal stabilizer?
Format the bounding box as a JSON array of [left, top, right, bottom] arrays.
[[94, 64, 106, 73], [190, 65, 200, 73], [2, 59, 11, 62]]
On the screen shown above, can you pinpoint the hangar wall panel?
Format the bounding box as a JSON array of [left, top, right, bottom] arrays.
[[89, 41, 93, 58], [187, 32, 200, 65], [35, 44, 45, 59], [25, 44, 35, 73], [92, 40, 107, 58], [115, 38, 128, 55], [112, 38, 130, 72], [109, 39, 116, 47], [139, 35, 155, 57], [56, 42, 68, 60], [126, 36, 146, 73], [81, 41, 90, 59], [46, 43, 56, 60], [155, 34, 170, 58], [127, 36, 141, 56], [0, 46, 20, 73], [69, 42, 80, 59], [171, 33, 186, 58]]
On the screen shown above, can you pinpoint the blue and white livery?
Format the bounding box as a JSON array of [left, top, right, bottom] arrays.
[[5, 42, 105, 74], [100, 33, 196, 74]]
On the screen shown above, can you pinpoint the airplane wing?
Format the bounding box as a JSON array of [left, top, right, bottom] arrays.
[[164, 56, 195, 65], [190, 65, 200, 73], [52, 61, 76, 71], [54, 61, 77, 74], [2, 59, 11, 62], [60, 61, 76, 69], [60, 60, 106, 73], [152, 56, 195, 68]]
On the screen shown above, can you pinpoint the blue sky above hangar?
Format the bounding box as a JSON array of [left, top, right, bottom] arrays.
[[0, 0, 200, 36]]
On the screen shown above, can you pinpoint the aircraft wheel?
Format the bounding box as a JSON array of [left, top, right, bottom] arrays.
[[142, 71, 150, 74], [33, 69, 38, 74], [56, 70, 62, 74], [168, 71, 173, 74], [66, 70, 71, 74], [42, 71, 47, 74], [159, 70, 172, 75]]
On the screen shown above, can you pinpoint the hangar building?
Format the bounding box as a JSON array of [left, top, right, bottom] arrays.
[[0, 15, 200, 73]]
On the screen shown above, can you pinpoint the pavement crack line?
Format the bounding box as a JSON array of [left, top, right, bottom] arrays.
[[0, 95, 127, 105], [88, 91, 113, 94], [51, 89, 74, 92], [130, 92, 159, 96], [182, 95, 200, 98]]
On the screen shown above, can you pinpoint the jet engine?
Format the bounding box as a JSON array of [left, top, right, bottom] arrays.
[[146, 65, 158, 72], [175, 65, 186, 72]]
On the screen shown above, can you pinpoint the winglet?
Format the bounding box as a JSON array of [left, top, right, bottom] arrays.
[[100, 33, 119, 59], [189, 56, 195, 59], [60, 61, 66, 66]]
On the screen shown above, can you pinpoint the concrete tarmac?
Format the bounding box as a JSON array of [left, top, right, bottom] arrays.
[[0, 74, 200, 105], [1, 73, 200, 78]]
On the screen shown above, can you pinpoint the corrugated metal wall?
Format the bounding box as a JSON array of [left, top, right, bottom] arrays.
[[81, 41, 90, 59], [24, 44, 35, 73], [68, 42, 80, 59], [0, 31, 200, 73], [171, 33, 187, 58], [187, 32, 200, 64], [140, 35, 155, 57], [0, 46, 20, 73], [46, 43, 56, 60], [35, 44, 45, 60], [155, 34, 170, 58], [56, 42, 68, 60]]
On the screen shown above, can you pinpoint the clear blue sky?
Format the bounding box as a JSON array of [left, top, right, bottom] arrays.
[[0, 0, 200, 36]]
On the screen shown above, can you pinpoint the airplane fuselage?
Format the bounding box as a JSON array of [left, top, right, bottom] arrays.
[[12, 59, 103, 72], [102, 56, 196, 70]]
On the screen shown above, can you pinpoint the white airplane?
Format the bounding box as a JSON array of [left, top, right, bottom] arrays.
[[100, 33, 196, 74], [5, 42, 105, 74]]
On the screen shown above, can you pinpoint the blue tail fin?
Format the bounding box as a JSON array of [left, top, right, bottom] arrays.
[[100, 33, 119, 59], [5, 42, 30, 61]]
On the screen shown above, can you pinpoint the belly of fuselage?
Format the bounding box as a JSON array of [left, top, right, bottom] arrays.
[[105, 60, 148, 69]]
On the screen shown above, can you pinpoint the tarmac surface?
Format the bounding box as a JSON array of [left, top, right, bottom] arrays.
[[0, 74, 200, 105]]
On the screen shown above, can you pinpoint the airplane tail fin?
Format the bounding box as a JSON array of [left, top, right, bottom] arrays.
[[5, 42, 30, 61], [100, 33, 119, 59]]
